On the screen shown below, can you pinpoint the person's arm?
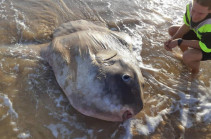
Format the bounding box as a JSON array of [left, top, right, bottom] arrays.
[[164, 24, 190, 51], [171, 24, 190, 40], [168, 32, 211, 51], [180, 40, 200, 49], [166, 39, 200, 50]]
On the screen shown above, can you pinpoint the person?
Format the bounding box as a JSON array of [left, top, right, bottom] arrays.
[[164, 0, 211, 78]]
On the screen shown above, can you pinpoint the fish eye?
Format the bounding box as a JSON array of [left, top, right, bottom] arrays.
[[122, 74, 131, 82]]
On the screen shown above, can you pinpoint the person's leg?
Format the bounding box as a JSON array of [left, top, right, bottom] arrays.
[[183, 49, 202, 78]]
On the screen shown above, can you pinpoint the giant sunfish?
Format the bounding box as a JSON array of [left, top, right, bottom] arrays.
[[43, 20, 144, 122]]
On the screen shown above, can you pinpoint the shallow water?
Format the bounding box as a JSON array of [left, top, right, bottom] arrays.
[[1, 0, 211, 138]]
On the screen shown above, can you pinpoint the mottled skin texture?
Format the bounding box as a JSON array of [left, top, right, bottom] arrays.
[[43, 20, 144, 122]]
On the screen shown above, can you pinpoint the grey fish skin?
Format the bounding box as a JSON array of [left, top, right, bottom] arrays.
[[43, 20, 144, 122]]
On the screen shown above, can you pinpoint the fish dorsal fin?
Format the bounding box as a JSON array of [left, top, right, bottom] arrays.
[[53, 20, 108, 38]]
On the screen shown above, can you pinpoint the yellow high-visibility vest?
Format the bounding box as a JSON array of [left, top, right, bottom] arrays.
[[183, 3, 211, 52]]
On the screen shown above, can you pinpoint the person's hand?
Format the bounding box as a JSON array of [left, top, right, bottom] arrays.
[[167, 39, 178, 49], [164, 39, 179, 51], [164, 39, 172, 51]]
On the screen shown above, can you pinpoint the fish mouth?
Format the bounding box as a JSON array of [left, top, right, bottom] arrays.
[[122, 110, 134, 121]]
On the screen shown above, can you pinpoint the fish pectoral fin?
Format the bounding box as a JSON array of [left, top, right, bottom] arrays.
[[96, 50, 117, 62]]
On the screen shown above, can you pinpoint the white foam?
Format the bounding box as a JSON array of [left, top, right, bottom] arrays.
[[0, 0, 8, 20], [10, 122, 19, 132], [46, 124, 72, 138], [177, 92, 199, 108], [0, 93, 20, 135], [0, 93, 18, 119], [111, 129, 118, 138], [17, 131, 31, 139], [13, 64, 19, 72], [107, 2, 111, 8], [195, 83, 211, 122], [197, 109, 211, 122], [124, 108, 169, 137], [10, 2, 28, 31], [180, 108, 193, 128], [54, 94, 66, 108]]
